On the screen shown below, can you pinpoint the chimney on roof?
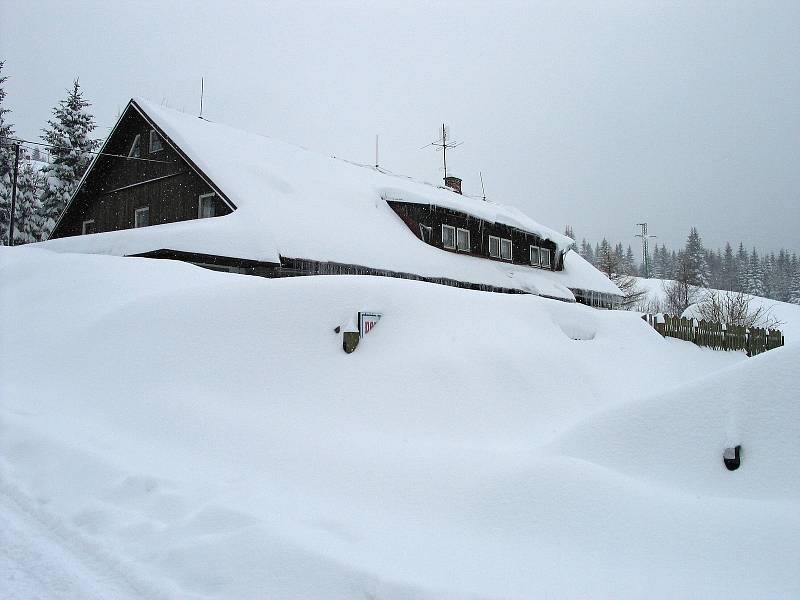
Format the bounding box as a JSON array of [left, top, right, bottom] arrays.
[[444, 175, 462, 195]]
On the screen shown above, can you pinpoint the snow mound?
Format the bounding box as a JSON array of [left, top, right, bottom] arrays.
[[1, 247, 796, 599]]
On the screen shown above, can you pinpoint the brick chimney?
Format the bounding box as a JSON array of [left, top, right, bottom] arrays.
[[444, 175, 462, 195]]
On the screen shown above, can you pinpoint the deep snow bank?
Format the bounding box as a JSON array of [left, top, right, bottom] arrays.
[[1, 247, 796, 600]]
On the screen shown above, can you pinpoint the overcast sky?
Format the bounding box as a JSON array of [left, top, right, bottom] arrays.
[[2, 0, 798, 253]]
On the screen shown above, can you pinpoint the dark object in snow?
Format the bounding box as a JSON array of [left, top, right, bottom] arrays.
[[724, 445, 741, 471], [334, 326, 341, 334], [343, 331, 360, 354]]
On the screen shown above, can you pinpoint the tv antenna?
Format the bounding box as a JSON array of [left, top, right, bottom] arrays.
[[635, 222, 657, 278], [421, 123, 462, 179], [479, 171, 486, 201]]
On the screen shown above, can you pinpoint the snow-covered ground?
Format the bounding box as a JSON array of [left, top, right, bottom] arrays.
[[1, 247, 798, 599]]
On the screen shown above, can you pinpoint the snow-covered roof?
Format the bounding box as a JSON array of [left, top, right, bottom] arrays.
[[38, 98, 621, 300]]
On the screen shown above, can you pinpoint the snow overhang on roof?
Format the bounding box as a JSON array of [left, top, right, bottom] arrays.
[[34, 97, 620, 301]]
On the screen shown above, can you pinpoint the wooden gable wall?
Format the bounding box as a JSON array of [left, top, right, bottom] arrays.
[[50, 104, 232, 239]]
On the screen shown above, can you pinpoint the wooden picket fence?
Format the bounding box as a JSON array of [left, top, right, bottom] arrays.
[[642, 314, 784, 357]]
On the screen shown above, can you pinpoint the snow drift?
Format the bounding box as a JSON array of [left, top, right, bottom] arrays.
[[0, 247, 797, 599]]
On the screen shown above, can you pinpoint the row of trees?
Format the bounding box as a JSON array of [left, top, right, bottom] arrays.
[[567, 225, 800, 309], [0, 61, 99, 245]]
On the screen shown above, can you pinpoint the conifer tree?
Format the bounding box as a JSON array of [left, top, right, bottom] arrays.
[[579, 239, 595, 265], [13, 153, 46, 244], [39, 79, 99, 238], [563, 225, 578, 251], [789, 254, 800, 305], [735, 242, 749, 292], [721, 242, 736, 291], [625, 245, 636, 276], [684, 227, 710, 287], [0, 61, 14, 245], [746, 248, 765, 296]]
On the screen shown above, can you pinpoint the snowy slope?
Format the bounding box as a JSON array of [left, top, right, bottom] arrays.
[[1, 247, 797, 599]]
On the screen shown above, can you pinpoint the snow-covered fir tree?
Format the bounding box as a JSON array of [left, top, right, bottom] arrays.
[[721, 242, 736, 291], [0, 61, 14, 245], [579, 239, 594, 265], [684, 227, 710, 287], [735, 242, 749, 292], [746, 248, 765, 296], [13, 153, 46, 244], [789, 255, 800, 305], [39, 79, 99, 238], [624, 245, 636, 276]]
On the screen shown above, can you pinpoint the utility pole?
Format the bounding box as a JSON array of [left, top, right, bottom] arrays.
[[8, 142, 19, 246], [421, 124, 462, 182], [635, 222, 657, 278]]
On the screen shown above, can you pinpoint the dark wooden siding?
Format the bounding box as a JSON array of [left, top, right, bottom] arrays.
[[51, 105, 231, 238], [387, 200, 563, 271]]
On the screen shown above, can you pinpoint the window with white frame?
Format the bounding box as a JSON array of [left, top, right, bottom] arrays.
[[456, 227, 470, 252], [82, 220, 95, 235], [488, 235, 501, 258], [128, 134, 141, 158], [530, 245, 540, 266], [198, 193, 216, 218], [540, 247, 551, 269], [500, 238, 512, 260], [442, 224, 456, 249], [490, 235, 512, 260], [149, 130, 163, 153], [419, 224, 432, 243], [134, 206, 149, 228]]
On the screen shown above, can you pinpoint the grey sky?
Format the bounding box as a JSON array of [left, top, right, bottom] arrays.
[[2, 0, 798, 253]]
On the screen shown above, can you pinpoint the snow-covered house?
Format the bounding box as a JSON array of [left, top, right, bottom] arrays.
[[42, 98, 621, 307]]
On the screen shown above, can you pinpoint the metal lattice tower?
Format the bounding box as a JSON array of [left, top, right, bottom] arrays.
[[635, 222, 657, 278]]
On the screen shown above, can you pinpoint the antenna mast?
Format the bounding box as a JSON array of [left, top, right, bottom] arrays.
[[479, 171, 486, 201], [375, 134, 379, 168], [199, 77, 204, 119], [421, 123, 462, 181]]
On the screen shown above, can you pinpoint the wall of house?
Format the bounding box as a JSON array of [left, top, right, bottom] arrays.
[[51, 106, 231, 238], [387, 200, 562, 270]]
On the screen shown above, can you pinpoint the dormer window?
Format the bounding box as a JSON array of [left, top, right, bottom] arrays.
[[442, 224, 456, 249], [456, 228, 470, 252], [501, 238, 512, 260], [149, 130, 163, 153], [419, 224, 432, 243], [128, 134, 141, 158], [489, 236, 512, 260], [530, 245, 540, 266], [540, 247, 552, 269]]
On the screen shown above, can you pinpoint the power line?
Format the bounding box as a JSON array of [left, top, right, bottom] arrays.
[[0, 136, 176, 164]]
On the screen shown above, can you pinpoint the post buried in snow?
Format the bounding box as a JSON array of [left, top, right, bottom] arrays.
[[343, 330, 360, 354], [723, 445, 741, 471]]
